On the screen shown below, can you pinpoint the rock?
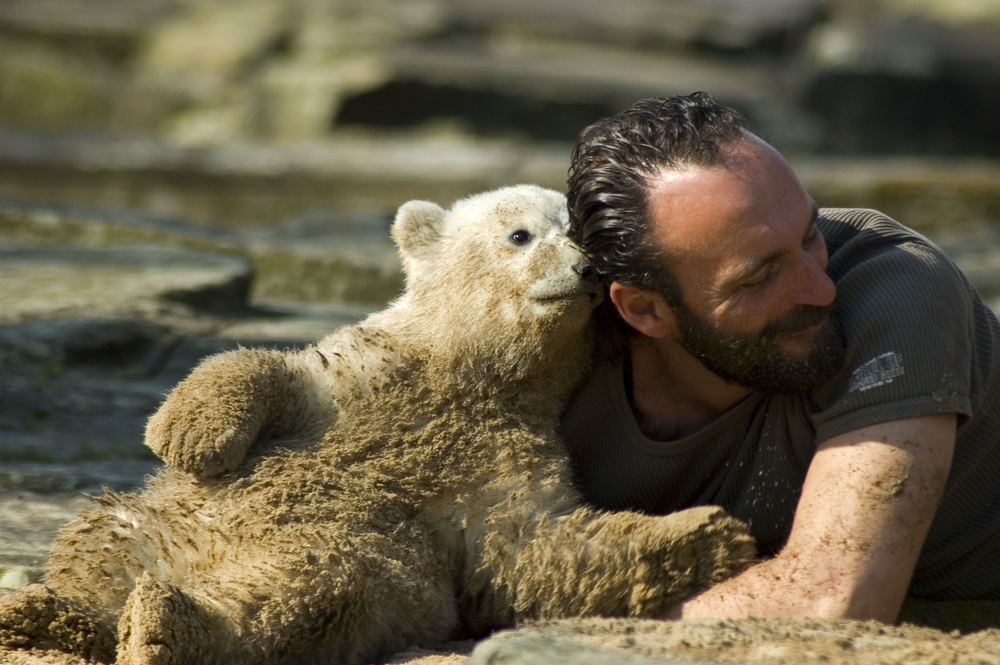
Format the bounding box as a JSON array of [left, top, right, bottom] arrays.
[[0, 244, 248, 470], [469, 617, 1000, 665], [138, 0, 292, 83], [0, 238, 375, 466], [0, 196, 404, 306], [136, 0, 296, 144], [338, 40, 786, 143], [0, 130, 557, 227], [0, 245, 251, 321], [446, 0, 825, 53], [0, 0, 167, 63], [2, 0, 999, 154], [0, 38, 115, 133], [0, 0, 173, 134], [793, 156, 1000, 234], [216, 300, 375, 347], [801, 9, 1000, 155]]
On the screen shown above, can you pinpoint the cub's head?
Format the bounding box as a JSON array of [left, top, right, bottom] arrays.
[[390, 185, 600, 380]]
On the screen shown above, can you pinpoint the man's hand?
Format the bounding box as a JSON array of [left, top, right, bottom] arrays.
[[667, 413, 956, 622]]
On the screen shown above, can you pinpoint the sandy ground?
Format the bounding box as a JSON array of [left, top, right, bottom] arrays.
[[389, 613, 1000, 665], [383, 600, 1000, 664], [8, 611, 1000, 665]]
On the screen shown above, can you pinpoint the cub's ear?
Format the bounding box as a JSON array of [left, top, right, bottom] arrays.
[[391, 200, 447, 264]]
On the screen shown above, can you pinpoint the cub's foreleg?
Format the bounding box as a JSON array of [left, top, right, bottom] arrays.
[[145, 347, 336, 477], [466, 504, 756, 628]]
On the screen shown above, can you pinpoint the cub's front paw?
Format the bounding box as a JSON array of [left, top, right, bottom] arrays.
[[145, 392, 261, 478], [667, 505, 757, 586], [690, 505, 756, 583]]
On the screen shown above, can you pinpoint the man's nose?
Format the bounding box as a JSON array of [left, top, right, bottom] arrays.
[[790, 254, 836, 308]]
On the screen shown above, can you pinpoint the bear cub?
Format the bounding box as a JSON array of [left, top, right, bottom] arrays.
[[0, 185, 754, 665]]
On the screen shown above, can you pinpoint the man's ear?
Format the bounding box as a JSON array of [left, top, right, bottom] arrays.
[[609, 281, 677, 339]]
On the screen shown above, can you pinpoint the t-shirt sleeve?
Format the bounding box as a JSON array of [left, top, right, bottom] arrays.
[[810, 213, 975, 443]]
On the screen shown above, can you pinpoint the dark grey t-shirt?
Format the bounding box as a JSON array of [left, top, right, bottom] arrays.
[[560, 208, 1000, 600]]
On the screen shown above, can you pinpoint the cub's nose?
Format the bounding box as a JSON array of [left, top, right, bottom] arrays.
[[573, 258, 596, 281]]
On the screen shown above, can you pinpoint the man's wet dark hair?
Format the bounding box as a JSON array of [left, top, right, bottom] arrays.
[[567, 92, 749, 300]]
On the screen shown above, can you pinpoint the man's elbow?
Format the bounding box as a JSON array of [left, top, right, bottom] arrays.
[[800, 571, 905, 623]]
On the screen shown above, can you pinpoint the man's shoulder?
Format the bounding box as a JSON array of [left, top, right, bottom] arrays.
[[818, 207, 921, 243], [818, 207, 955, 284], [818, 207, 890, 220]]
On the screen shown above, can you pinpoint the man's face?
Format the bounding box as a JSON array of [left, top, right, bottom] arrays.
[[645, 135, 843, 392]]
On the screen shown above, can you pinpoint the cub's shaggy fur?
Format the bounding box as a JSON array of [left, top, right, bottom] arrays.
[[0, 185, 754, 665]]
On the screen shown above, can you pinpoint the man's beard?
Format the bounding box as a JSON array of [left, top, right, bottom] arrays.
[[672, 300, 845, 394]]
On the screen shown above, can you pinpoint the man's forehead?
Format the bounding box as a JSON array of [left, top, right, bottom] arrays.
[[646, 161, 758, 249], [644, 140, 813, 281]]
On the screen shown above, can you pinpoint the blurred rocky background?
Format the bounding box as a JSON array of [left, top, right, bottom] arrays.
[[1, 0, 999, 593]]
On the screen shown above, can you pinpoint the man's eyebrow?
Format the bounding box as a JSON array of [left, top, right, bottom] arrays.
[[725, 202, 821, 286]]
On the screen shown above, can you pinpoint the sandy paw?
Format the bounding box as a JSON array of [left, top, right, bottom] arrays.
[[0, 584, 115, 662], [115, 573, 203, 665]]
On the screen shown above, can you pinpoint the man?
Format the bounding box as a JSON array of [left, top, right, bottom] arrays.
[[561, 92, 1000, 622]]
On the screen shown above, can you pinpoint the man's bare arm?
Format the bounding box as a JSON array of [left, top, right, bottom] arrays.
[[667, 412, 956, 622]]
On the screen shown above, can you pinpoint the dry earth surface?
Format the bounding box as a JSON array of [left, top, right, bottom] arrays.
[[7, 615, 1000, 664]]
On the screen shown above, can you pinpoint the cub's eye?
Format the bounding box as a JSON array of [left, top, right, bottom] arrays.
[[510, 229, 532, 246]]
